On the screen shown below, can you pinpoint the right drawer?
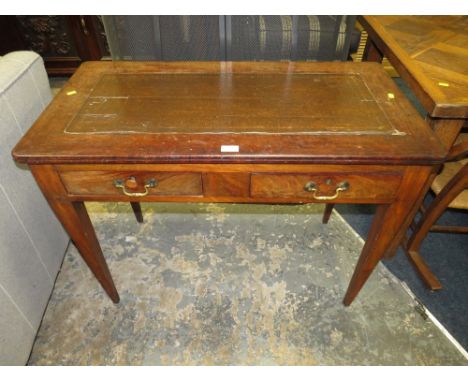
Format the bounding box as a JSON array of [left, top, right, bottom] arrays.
[[250, 172, 403, 202]]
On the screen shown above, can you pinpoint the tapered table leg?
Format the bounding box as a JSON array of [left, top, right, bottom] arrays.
[[343, 166, 434, 306], [382, 170, 437, 260], [130, 202, 144, 223], [343, 204, 388, 305], [322, 203, 335, 224], [31, 165, 120, 303]]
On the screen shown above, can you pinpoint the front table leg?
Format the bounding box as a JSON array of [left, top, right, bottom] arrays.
[[343, 167, 434, 306], [30, 165, 120, 303], [343, 204, 390, 305]]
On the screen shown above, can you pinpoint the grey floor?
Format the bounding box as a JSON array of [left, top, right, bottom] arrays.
[[337, 197, 468, 351], [28, 203, 467, 365]]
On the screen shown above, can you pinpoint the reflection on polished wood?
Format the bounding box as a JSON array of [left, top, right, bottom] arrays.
[[12, 61, 445, 306]]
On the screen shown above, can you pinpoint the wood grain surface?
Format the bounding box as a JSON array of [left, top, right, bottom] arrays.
[[12, 61, 445, 165], [359, 16, 468, 118]]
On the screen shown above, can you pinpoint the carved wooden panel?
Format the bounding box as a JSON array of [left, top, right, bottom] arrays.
[[16, 16, 79, 57], [0, 16, 107, 76]]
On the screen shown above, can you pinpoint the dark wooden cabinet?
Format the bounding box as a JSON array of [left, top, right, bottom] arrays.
[[0, 15, 109, 76]]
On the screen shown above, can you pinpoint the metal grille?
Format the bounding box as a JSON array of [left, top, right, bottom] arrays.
[[102, 15, 357, 62], [102, 16, 161, 60], [159, 16, 221, 60], [102, 16, 221, 60], [229, 16, 294, 60]]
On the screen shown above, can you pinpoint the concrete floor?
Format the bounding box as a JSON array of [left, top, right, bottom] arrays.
[[28, 203, 467, 365]]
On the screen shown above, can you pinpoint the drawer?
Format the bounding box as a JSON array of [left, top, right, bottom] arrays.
[[60, 170, 203, 196], [250, 172, 402, 202]]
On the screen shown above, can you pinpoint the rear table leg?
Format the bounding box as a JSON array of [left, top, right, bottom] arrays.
[[130, 202, 144, 223], [322, 203, 335, 224]]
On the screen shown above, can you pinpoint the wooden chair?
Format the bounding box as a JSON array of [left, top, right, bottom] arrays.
[[322, 133, 467, 290], [404, 133, 468, 290]]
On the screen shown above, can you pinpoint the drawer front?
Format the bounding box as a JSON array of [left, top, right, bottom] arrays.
[[250, 172, 402, 201], [60, 171, 203, 196]]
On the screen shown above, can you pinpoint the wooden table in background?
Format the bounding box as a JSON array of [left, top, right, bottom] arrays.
[[358, 15, 468, 148], [12, 61, 445, 306], [359, 16, 468, 285]]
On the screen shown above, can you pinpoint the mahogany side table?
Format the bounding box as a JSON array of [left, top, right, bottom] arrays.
[[12, 61, 445, 306]]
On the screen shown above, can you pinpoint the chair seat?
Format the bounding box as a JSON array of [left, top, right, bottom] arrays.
[[431, 134, 468, 210]]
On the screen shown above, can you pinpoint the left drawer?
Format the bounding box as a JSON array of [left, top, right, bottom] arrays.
[[59, 170, 203, 196]]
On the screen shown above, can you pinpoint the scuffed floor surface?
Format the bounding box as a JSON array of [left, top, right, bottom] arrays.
[[28, 203, 467, 365]]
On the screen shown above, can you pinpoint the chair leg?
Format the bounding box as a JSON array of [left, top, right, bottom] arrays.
[[406, 250, 442, 290], [130, 202, 144, 223], [322, 203, 335, 224], [405, 164, 468, 290]]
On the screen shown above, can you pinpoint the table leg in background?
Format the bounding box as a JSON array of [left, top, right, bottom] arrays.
[[363, 37, 384, 62]]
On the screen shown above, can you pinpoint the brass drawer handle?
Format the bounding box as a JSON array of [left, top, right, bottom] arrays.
[[114, 178, 157, 197], [304, 181, 350, 200]]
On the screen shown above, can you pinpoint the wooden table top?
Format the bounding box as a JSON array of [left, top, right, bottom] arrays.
[[13, 61, 444, 165], [359, 16, 468, 118]]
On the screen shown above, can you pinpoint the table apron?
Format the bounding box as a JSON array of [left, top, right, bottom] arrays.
[[53, 164, 407, 204]]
